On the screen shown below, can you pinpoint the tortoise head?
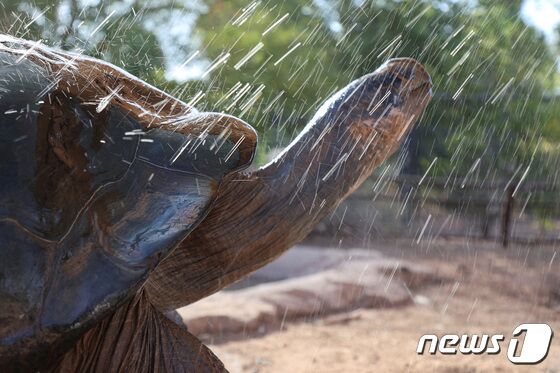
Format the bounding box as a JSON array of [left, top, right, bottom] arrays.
[[368, 57, 432, 135], [316, 57, 432, 164]]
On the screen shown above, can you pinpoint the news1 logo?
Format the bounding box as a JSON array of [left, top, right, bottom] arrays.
[[417, 323, 553, 364]]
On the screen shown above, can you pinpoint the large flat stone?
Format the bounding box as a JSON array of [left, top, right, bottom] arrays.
[[177, 246, 442, 338]]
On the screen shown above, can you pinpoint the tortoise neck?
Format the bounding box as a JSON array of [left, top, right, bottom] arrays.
[[252, 76, 389, 204], [146, 61, 432, 310]]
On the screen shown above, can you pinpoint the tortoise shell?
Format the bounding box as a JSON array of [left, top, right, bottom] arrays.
[[0, 35, 257, 365]]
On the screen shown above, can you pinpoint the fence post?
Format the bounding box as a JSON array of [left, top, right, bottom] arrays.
[[501, 182, 516, 248]]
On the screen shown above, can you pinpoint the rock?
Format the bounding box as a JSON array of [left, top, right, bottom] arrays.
[[177, 246, 443, 339]]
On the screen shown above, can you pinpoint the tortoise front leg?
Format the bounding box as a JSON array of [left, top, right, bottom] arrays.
[[51, 291, 226, 373]]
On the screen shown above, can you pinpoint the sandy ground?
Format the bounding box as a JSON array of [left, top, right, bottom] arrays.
[[207, 239, 560, 372]]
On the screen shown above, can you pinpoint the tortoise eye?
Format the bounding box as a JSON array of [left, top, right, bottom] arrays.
[[378, 74, 402, 88]]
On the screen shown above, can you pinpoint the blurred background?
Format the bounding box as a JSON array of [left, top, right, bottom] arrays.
[[2, 0, 560, 243], [2, 0, 560, 371]]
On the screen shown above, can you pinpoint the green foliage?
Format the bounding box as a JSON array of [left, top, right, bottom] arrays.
[[188, 0, 560, 179]]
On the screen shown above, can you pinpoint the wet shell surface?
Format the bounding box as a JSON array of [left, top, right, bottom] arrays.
[[0, 37, 256, 364]]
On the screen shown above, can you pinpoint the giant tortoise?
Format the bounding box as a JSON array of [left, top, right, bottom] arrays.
[[0, 34, 432, 371]]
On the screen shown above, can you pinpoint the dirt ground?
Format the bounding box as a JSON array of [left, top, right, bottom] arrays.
[[208, 238, 560, 372]]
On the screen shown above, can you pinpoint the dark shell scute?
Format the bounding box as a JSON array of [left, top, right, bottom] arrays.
[[0, 49, 246, 366]]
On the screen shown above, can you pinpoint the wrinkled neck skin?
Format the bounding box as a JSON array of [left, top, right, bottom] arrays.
[[146, 62, 432, 311]]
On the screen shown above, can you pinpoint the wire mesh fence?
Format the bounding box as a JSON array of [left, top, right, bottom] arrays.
[[315, 174, 560, 246]]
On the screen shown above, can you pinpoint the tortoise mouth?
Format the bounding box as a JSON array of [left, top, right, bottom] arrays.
[[406, 67, 433, 103]]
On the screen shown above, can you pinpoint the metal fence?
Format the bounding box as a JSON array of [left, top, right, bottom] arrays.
[[315, 174, 560, 247]]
